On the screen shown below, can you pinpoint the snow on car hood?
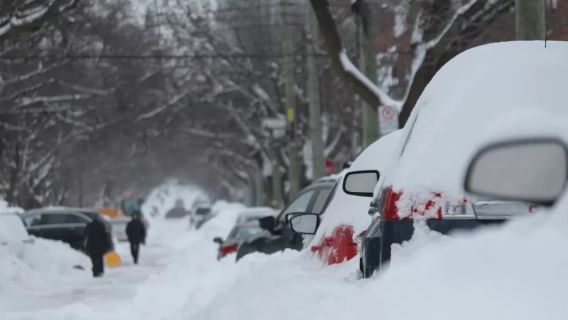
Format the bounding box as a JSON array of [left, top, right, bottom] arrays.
[[311, 130, 402, 243], [389, 41, 568, 195]]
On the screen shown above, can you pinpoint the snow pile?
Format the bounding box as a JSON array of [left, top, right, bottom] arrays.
[[124, 201, 245, 319], [142, 180, 210, 219], [192, 202, 568, 320], [0, 237, 88, 301]]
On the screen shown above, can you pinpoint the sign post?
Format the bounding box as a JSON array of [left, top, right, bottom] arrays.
[[379, 105, 399, 136]]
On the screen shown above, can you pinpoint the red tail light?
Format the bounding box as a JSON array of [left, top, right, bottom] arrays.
[[382, 187, 402, 221], [220, 243, 238, 257]]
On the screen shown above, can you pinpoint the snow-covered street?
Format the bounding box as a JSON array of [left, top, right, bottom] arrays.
[[3, 2, 568, 319], [5, 197, 568, 320], [1, 201, 248, 320]]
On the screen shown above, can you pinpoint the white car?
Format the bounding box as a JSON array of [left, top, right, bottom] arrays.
[[287, 131, 402, 264]]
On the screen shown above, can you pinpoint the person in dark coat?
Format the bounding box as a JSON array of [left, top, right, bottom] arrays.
[[126, 212, 146, 264], [84, 217, 110, 277]]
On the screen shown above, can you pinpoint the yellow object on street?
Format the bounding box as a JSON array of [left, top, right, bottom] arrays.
[[104, 251, 122, 268], [99, 207, 124, 219]]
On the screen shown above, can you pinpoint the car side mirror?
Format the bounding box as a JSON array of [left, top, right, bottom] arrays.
[[343, 170, 380, 197], [213, 237, 223, 245], [287, 213, 320, 235], [464, 138, 568, 207], [258, 216, 276, 231]]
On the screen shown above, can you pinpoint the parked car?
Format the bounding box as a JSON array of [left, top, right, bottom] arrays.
[[286, 130, 401, 265], [354, 41, 564, 278], [0, 212, 33, 245], [21, 207, 113, 252], [214, 207, 277, 259], [237, 176, 338, 261], [165, 199, 191, 218], [190, 200, 214, 229]]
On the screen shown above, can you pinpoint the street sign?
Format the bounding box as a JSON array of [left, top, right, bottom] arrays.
[[325, 160, 335, 175], [379, 105, 399, 136]]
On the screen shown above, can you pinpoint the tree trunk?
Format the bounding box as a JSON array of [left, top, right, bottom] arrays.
[[307, 3, 325, 180], [354, 0, 379, 146], [515, 0, 545, 40], [309, 0, 381, 108]]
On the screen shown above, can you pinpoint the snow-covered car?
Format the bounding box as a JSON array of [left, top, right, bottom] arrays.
[[165, 199, 191, 218], [358, 41, 563, 277], [237, 176, 338, 261], [287, 131, 401, 266], [21, 207, 114, 252], [213, 207, 277, 259], [235, 207, 278, 225], [189, 199, 214, 229], [0, 212, 33, 245]]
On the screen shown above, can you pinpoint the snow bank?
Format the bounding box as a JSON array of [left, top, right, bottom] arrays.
[[125, 201, 245, 319], [0, 238, 89, 302], [193, 202, 568, 320], [0, 199, 89, 303]]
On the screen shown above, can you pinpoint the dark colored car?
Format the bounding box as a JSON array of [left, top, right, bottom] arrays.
[[236, 176, 338, 261], [360, 193, 535, 278], [214, 222, 270, 259], [21, 207, 113, 252]]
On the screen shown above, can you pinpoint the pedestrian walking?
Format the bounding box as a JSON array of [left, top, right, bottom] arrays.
[[126, 212, 146, 264], [84, 216, 110, 277]]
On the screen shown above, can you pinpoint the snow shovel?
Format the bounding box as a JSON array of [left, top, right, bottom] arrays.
[[104, 251, 122, 268]]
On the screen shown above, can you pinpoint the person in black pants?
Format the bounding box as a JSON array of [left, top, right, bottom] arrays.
[[126, 212, 146, 264], [85, 217, 110, 277]]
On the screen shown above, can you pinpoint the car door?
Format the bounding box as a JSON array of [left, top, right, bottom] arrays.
[[37, 213, 68, 242], [64, 213, 90, 249]]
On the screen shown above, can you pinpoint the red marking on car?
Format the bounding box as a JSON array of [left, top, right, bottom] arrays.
[[220, 243, 238, 257], [311, 225, 357, 265]]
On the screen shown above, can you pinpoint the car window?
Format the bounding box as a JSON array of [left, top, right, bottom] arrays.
[[23, 214, 42, 227], [312, 187, 333, 214], [279, 190, 317, 222], [65, 214, 88, 224], [41, 214, 76, 225]]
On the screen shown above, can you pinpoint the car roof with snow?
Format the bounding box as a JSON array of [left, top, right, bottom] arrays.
[[385, 41, 568, 196], [310, 130, 402, 242]]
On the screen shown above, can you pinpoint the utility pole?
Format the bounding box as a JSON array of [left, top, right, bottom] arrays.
[[515, 0, 545, 40], [283, 0, 302, 197], [271, 162, 283, 207], [306, 3, 325, 181], [353, 0, 379, 147]]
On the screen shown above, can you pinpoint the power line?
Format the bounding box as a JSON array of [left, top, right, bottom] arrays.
[[0, 52, 333, 61]]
